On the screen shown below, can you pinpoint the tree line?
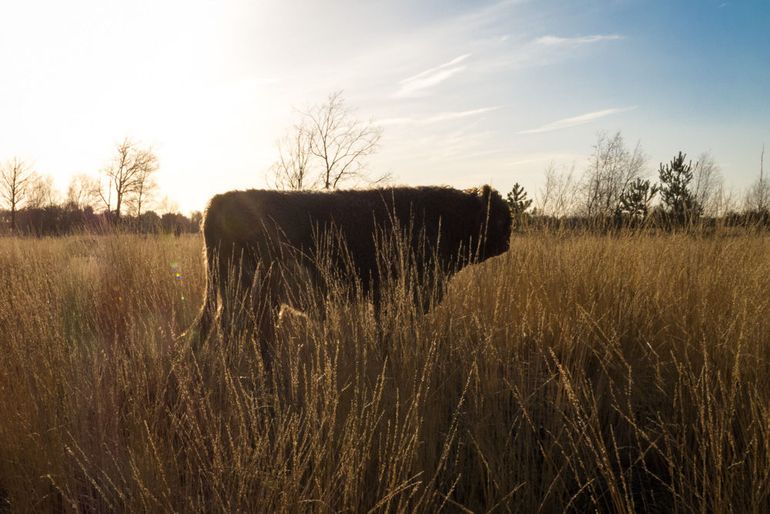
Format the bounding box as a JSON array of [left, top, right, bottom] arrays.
[[3, 91, 767, 236], [267, 92, 770, 233], [506, 133, 769, 231], [0, 139, 201, 236]]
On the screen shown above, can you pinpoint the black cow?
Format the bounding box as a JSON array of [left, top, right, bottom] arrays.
[[189, 186, 511, 361]]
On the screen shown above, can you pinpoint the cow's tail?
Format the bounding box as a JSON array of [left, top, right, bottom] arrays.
[[198, 245, 220, 342], [181, 237, 219, 350]]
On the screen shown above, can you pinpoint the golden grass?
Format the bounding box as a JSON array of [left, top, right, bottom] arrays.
[[0, 232, 768, 513]]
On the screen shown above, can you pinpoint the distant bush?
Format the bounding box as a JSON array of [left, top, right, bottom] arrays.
[[0, 205, 201, 236]]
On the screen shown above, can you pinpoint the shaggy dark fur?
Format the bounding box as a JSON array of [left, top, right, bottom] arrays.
[[191, 185, 511, 358]]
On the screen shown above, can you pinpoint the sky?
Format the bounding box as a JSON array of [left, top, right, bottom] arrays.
[[0, 0, 768, 214]]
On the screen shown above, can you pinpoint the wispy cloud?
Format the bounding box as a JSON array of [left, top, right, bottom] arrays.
[[394, 54, 471, 98], [534, 34, 624, 46], [379, 106, 499, 126], [506, 153, 587, 167], [518, 106, 637, 134]]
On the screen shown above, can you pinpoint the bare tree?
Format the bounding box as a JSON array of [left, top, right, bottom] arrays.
[[692, 151, 723, 217], [581, 132, 646, 217], [711, 183, 738, 218], [537, 161, 579, 217], [270, 124, 314, 190], [26, 174, 57, 209], [101, 138, 159, 219], [127, 163, 158, 217], [156, 195, 179, 214], [745, 144, 769, 213], [95, 177, 113, 213], [270, 91, 385, 190], [0, 157, 34, 232], [66, 174, 101, 210]]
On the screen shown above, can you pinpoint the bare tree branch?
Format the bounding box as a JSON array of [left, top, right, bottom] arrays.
[[26, 174, 57, 209], [102, 138, 159, 219], [0, 157, 34, 232], [581, 132, 646, 217], [692, 151, 723, 217], [270, 124, 315, 190], [745, 145, 769, 214], [67, 174, 101, 210], [269, 91, 386, 190], [537, 161, 579, 217]]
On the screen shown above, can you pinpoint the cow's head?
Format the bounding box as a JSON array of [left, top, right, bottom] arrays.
[[471, 185, 511, 259]]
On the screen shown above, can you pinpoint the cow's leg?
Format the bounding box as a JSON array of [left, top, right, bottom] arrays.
[[246, 260, 282, 372], [196, 248, 220, 344], [217, 248, 252, 339], [256, 302, 278, 371]]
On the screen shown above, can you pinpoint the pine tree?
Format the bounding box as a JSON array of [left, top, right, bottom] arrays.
[[658, 151, 701, 227], [506, 183, 532, 214], [618, 178, 658, 225], [506, 182, 532, 230]]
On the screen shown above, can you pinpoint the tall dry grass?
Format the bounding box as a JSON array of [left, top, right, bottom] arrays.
[[0, 231, 768, 512]]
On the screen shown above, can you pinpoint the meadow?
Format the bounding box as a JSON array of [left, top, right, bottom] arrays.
[[0, 231, 769, 513]]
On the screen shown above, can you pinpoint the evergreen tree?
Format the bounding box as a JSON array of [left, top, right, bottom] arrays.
[[506, 183, 532, 214], [658, 151, 701, 226], [506, 182, 532, 230], [618, 178, 658, 224]]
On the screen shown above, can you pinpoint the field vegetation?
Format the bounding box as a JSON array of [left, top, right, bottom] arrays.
[[0, 230, 769, 512]]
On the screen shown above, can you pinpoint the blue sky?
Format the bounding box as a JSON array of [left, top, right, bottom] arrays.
[[0, 0, 767, 212]]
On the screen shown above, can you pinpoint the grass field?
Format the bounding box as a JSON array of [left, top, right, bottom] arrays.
[[0, 232, 769, 513]]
